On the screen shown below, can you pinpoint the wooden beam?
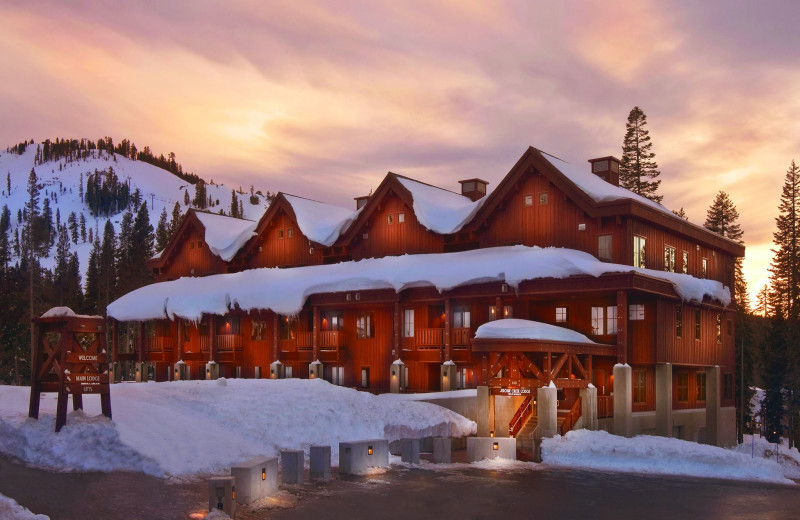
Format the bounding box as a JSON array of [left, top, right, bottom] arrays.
[[617, 290, 628, 364], [393, 301, 400, 359], [572, 354, 588, 380], [312, 306, 319, 360], [550, 353, 569, 380], [444, 299, 451, 362]]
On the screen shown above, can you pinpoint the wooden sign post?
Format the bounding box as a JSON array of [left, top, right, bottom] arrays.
[[28, 309, 112, 432]]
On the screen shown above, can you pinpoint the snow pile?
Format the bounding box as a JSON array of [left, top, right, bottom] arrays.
[[475, 318, 596, 344], [194, 211, 257, 261], [0, 379, 475, 478], [108, 245, 730, 322], [39, 306, 101, 319], [732, 435, 800, 479], [284, 194, 359, 247], [542, 430, 790, 484], [397, 177, 485, 234], [0, 494, 49, 520]]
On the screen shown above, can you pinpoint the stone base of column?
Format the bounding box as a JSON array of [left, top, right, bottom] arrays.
[[269, 361, 284, 379], [390, 360, 405, 393], [477, 386, 491, 437], [580, 385, 598, 430], [441, 361, 457, 391], [656, 363, 673, 437], [613, 364, 632, 437], [309, 360, 323, 380]]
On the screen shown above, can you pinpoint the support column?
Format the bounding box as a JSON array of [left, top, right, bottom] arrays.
[[613, 364, 632, 437], [441, 361, 457, 391], [537, 383, 558, 438], [444, 299, 451, 362], [655, 363, 673, 438], [706, 365, 721, 446], [272, 312, 279, 362], [477, 385, 490, 437], [580, 385, 598, 430], [176, 317, 184, 361], [269, 360, 284, 379], [390, 359, 404, 393], [207, 315, 216, 363], [393, 301, 400, 358], [309, 359, 323, 380], [136, 321, 145, 364], [312, 306, 319, 360], [616, 291, 628, 364]]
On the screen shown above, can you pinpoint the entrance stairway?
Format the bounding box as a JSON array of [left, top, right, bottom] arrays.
[[512, 397, 582, 457]]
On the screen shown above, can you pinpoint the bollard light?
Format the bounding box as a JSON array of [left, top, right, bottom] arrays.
[[262, 467, 266, 481], [368, 445, 373, 456], [493, 442, 499, 451], [392, 370, 396, 378]]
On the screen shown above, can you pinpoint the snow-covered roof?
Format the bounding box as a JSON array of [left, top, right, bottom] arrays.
[[396, 177, 485, 234], [194, 212, 257, 262], [40, 307, 102, 319], [283, 194, 359, 247], [107, 245, 730, 322], [474, 318, 596, 344]]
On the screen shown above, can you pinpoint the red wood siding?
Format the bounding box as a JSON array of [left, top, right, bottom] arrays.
[[656, 301, 731, 368], [161, 227, 227, 280], [248, 210, 323, 269]]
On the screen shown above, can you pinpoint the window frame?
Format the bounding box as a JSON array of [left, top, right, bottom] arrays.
[[539, 192, 549, 205], [356, 312, 375, 339], [591, 306, 605, 335], [524, 194, 533, 207], [633, 235, 646, 268], [361, 367, 370, 389], [633, 370, 647, 404], [696, 372, 707, 402], [555, 306, 568, 323], [598, 234, 613, 262], [664, 245, 676, 272], [403, 309, 415, 338], [628, 304, 645, 321], [682, 250, 689, 274], [677, 372, 689, 403]]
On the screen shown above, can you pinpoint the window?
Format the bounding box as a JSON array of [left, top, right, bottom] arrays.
[[287, 227, 294, 238], [503, 305, 513, 318], [676, 305, 683, 338], [633, 235, 646, 268], [695, 309, 701, 340], [606, 306, 618, 334], [357, 312, 374, 338], [189, 241, 195, 249], [362, 232, 369, 240], [280, 316, 296, 340], [403, 309, 414, 338], [629, 304, 645, 321], [696, 372, 706, 402], [524, 194, 533, 206], [591, 307, 605, 335], [677, 372, 689, 402], [633, 370, 647, 404], [216, 316, 240, 335], [453, 309, 471, 328], [278, 229, 284, 239], [598, 235, 613, 262], [539, 192, 548, 205], [682, 251, 689, 274], [251, 319, 266, 341], [197, 241, 203, 248], [664, 245, 676, 272], [702, 258, 708, 278], [459, 368, 470, 389], [387, 214, 394, 225], [724, 374, 733, 400], [555, 307, 567, 323], [398, 212, 405, 223], [323, 312, 344, 331], [285, 366, 293, 378], [361, 367, 370, 389], [488, 305, 497, 321], [716, 314, 722, 343], [330, 366, 344, 386]]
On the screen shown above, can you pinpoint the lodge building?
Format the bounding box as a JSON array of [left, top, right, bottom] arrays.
[[107, 147, 743, 447]]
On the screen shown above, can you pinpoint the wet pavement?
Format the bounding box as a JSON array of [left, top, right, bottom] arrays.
[[2, 455, 800, 520]]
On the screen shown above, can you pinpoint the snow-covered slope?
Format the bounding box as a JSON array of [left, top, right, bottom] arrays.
[[0, 144, 269, 282]]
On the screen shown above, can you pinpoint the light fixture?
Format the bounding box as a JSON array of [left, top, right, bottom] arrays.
[[493, 442, 499, 451], [490, 431, 494, 438], [392, 370, 396, 378], [262, 468, 266, 481], [310, 372, 315, 379], [368, 446, 373, 455]]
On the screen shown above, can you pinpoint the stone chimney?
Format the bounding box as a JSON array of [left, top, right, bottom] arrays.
[[588, 157, 621, 186], [354, 195, 370, 210], [458, 178, 489, 201]]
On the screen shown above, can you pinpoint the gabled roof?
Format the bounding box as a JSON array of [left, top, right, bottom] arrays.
[[149, 209, 257, 267], [339, 172, 484, 244], [238, 193, 357, 258], [469, 147, 745, 257]]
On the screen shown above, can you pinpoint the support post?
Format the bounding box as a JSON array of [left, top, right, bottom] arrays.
[[176, 317, 184, 361], [706, 365, 722, 446], [537, 384, 558, 438], [444, 299, 451, 362], [393, 301, 400, 358], [309, 359, 323, 380], [312, 306, 319, 360], [136, 321, 145, 364], [613, 364, 632, 437], [616, 290, 628, 364], [441, 361, 456, 392], [655, 363, 673, 438], [272, 312, 279, 362], [207, 315, 216, 363], [580, 385, 598, 430], [477, 386, 490, 437], [390, 359, 404, 393]]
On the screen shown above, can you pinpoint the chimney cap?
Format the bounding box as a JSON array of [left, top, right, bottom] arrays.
[[588, 156, 621, 167], [458, 178, 490, 185]]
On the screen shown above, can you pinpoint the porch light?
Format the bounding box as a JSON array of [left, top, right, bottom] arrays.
[[310, 372, 315, 379], [368, 445, 373, 455], [490, 431, 494, 438], [392, 370, 396, 378], [262, 468, 266, 481], [493, 442, 499, 451], [232, 488, 235, 500]]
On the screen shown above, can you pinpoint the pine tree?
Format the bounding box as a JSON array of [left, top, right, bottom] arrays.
[[0, 205, 10, 271], [184, 189, 190, 206], [68, 212, 78, 244], [704, 191, 747, 311], [672, 207, 688, 219], [762, 310, 788, 443], [97, 221, 117, 314], [6, 172, 10, 195], [769, 161, 800, 320], [79, 171, 84, 202], [620, 106, 662, 203], [193, 181, 207, 209], [84, 239, 100, 314], [170, 201, 182, 238], [230, 190, 239, 218], [54, 225, 71, 306], [80, 213, 86, 242], [155, 207, 170, 251]]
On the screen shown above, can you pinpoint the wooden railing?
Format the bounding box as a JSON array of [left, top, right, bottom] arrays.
[[559, 396, 582, 436], [296, 332, 312, 351], [215, 334, 243, 352], [320, 331, 344, 350], [597, 396, 614, 418], [200, 336, 210, 352], [451, 327, 471, 348], [509, 395, 535, 437], [415, 328, 444, 349], [145, 336, 174, 353]]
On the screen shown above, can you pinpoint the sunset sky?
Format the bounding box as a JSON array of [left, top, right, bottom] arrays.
[[1, 0, 799, 303]]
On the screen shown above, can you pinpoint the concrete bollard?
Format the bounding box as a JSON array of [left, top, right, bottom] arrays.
[[390, 359, 405, 393], [230, 456, 278, 505], [338, 440, 389, 475], [205, 361, 219, 380], [269, 361, 284, 379], [254, 366, 261, 379], [174, 361, 189, 381], [280, 449, 304, 485], [466, 437, 516, 462], [432, 437, 451, 464], [309, 360, 323, 380], [310, 445, 331, 480], [400, 439, 420, 464], [208, 476, 236, 518]]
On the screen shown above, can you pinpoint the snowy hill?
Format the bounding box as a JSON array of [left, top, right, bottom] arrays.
[[0, 144, 270, 283]]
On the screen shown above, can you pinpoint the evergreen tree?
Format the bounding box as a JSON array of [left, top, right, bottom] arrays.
[[155, 207, 170, 251], [239, 200, 244, 219], [769, 161, 800, 320], [53, 225, 71, 306], [230, 190, 239, 218], [56, 207, 61, 230], [170, 201, 182, 238], [193, 181, 207, 209], [80, 213, 86, 242], [6, 172, 9, 195], [184, 189, 190, 206], [41, 198, 54, 249], [0, 205, 10, 271], [620, 106, 662, 203], [97, 221, 117, 314], [762, 310, 788, 443], [68, 212, 79, 244], [704, 191, 747, 311], [84, 239, 100, 314], [672, 207, 688, 219]]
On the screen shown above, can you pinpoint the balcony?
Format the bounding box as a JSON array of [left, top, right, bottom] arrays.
[[216, 334, 244, 352], [280, 332, 312, 353], [597, 395, 614, 418], [145, 336, 174, 353], [415, 328, 444, 349], [451, 327, 471, 349]]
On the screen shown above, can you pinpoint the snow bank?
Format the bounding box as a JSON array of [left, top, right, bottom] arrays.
[[107, 245, 730, 322], [0, 379, 475, 479], [397, 177, 485, 234], [40, 307, 101, 319], [542, 430, 790, 484], [0, 494, 49, 520], [284, 194, 359, 247], [733, 434, 800, 479], [194, 212, 257, 262], [474, 318, 596, 343]]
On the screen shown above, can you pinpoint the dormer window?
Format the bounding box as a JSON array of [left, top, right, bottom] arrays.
[[287, 227, 294, 238], [524, 195, 533, 206], [387, 214, 394, 225], [398, 212, 405, 223], [278, 229, 284, 239]]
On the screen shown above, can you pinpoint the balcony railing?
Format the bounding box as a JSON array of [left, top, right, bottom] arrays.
[[452, 327, 471, 348], [145, 336, 174, 353], [320, 331, 345, 350], [597, 396, 614, 419], [415, 328, 444, 349], [280, 332, 312, 352], [216, 334, 243, 352]]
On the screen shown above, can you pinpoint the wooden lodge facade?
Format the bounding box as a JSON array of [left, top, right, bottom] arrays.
[[109, 147, 744, 446]]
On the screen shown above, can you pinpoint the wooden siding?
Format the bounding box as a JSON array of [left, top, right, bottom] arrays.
[[656, 301, 731, 368], [349, 192, 444, 260], [248, 210, 324, 269], [161, 227, 227, 280]]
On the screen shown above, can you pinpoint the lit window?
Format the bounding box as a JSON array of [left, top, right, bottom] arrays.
[[629, 304, 645, 321], [702, 258, 708, 278], [278, 229, 284, 239], [598, 235, 612, 262], [398, 212, 405, 223], [634, 370, 646, 404], [716, 313, 722, 343], [591, 307, 604, 335], [361, 367, 370, 389], [677, 372, 688, 402], [488, 305, 497, 321], [664, 245, 676, 272], [695, 309, 701, 340], [453, 309, 471, 328], [403, 309, 414, 338], [606, 306, 618, 334], [555, 307, 567, 323], [696, 372, 706, 402], [633, 235, 646, 268], [676, 305, 682, 338], [357, 312, 374, 338], [287, 227, 294, 238], [285, 366, 293, 378], [524, 194, 533, 206], [387, 214, 394, 225], [682, 251, 689, 274], [539, 192, 548, 205], [503, 305, 513, 318]]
